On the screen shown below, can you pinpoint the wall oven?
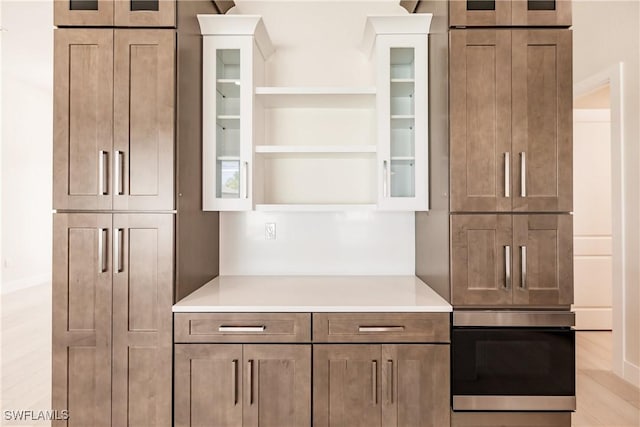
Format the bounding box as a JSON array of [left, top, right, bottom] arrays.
[[452, 311, 576, 411]]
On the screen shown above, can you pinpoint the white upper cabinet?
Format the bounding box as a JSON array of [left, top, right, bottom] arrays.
[[199, 15, 272, 211], [199, 13, 431, 212], [365, 15, 431, 211]]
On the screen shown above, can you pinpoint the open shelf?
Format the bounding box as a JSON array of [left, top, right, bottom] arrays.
[[255, 86, 376, 108], [255, 204, 378, 212], [255, 145, 377, 154]]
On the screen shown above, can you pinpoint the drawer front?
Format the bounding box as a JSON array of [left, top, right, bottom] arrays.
[[312, 313, 450, 343], [174, 313, 311, 343]]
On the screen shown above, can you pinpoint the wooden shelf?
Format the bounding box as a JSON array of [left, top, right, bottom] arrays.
[[255, 145, 377, 154], [255, 86, 376, 108], [255, 204, 378, 212]]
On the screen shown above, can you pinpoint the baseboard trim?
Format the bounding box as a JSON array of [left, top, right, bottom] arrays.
[[572, 307, 612, 330], [623, 360, 640, 388], [1, 273, 50, 295]]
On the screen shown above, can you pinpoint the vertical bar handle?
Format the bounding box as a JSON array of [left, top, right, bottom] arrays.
[[504, 152, 510, 198], [372, 360, 378, 404], [115, 150, 124, 196], [248, 359, 254, 405], [387, 360, 393, 404], [520, 246, 527, 289], [520, 152, 526, 197], [232, 359, 238, 405], [99, 150, 108, 195], [114, 228, 124, 273], [244, 161, 249, 199], [98, 228, 107, 273], [504, 245, 511, 289], [383, 161, 388, 198]]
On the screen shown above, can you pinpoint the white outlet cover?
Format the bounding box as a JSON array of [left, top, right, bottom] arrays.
[[265, 223, 276, 240]]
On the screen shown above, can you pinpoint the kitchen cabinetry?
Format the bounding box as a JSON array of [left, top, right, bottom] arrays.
[[449, 0, 571, 27], [451, 214, 573, 306], [53, 213, 173, 427], [54, 0, 176, 28], [449, 29, 572, 213], [54, 29, 175, 211]]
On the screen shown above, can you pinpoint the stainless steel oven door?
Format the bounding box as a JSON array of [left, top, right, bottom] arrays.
[[452, 311, 576, 411]]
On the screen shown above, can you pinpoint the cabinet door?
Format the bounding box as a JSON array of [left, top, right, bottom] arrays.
[[451, 214, 513, 306], [381, 345, 450, 427], [202, 36, 254, 211], [313, 345, 382, 427], [449, 0, 512, 27], [174, 344, 243, 427], [115, 0, 175, 27], [513, 214, 573, 306], [376, 35, 429, 211], [450, 30, 511, 212], [512, 30, 572, 212], [114, 30, 175, 211], [52, 213, 112, 427], [54, 0, 114, 26], [512, 0, 571, 26], [244, 345, 311, 427], [53, 29, 113, 211], [111, 214, 174, 427]]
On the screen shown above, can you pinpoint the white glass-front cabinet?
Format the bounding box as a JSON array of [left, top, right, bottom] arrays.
[[199, 16, 272, 211], [368, 15, 431, 211]]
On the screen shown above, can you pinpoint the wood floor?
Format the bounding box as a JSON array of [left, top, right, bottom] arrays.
[[1, 284, 639, 426]]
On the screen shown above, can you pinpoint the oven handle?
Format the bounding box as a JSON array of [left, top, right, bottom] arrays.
[[452, 395, 576, 411]]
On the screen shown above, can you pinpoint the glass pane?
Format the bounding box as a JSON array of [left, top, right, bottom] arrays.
[[216, 49, 241, 199], [390, 48, 415, 198], [528, 0, 556, 10], [467, 0, 496, 11], [130, 0, 159, 11], [69, 0, 98, 11]]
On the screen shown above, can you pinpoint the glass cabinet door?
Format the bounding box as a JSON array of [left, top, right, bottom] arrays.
[[377, 36, 428, 211]]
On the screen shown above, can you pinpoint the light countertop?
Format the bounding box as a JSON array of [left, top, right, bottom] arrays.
[[173, 276, 452, 313]]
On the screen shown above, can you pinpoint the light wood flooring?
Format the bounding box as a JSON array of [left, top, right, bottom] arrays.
[[1, 284, 639, 426]]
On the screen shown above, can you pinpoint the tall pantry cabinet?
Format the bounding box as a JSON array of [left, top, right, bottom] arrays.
[[51, 1, 222, 426], [448, 0, 574, 308]]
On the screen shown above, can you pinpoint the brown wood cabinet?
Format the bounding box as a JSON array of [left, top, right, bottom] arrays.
[[313, 344, 449, 427], [54, 0, 175, 27], [449, 0, 571, 27], [53, 213, 173, 427], [54, 28, 175, 211], [450, 29, 572, 213], [451, 214, 573, 306], [174, 344, 311, 427]]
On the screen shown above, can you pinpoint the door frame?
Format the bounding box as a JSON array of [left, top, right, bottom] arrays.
[[574, 63, 627, 381]]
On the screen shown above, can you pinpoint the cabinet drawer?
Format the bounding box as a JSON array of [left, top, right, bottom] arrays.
[[174, 313, 311, 343], [312, 313, 450, 343]]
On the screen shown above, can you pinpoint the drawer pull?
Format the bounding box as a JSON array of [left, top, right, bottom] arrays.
[[218, 326, 266, 333], [358, 326, 405, 332]]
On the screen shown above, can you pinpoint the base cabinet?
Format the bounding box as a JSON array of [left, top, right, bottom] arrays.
[[313, 344, 450, 427], [174, 344, 311, 427]]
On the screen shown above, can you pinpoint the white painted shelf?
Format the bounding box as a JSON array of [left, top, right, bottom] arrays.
[[216, 79, 241, 97], [216, 115, 240, 129], [255, 145, 377, 154], [217, 156, 240, 161], [255, 86, 376, 108], [255, 204, 377, 212]]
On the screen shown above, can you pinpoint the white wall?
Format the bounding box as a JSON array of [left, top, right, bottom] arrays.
[[0, 1, 53, 293], [573, 0, 640, 385]]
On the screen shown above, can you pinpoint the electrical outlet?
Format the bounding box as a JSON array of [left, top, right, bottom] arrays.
[[265, 223, 276, 240]]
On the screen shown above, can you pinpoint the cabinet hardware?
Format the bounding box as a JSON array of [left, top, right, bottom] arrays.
[[232, 359, 238, 405], [248, 359, 254, 405], [387, 360, 393, 403], [218, 326, 265, 332], [520, 245, 527, 289], [115, 150, 124, 195], [358, 326, 405, 332], [98, 228, 108, 273], [504, 152, 510, 198], [383, 160, 388, 197], [99, 150, 108, 195], [372, 360, 378, 404], [520, 152, 526, 197], [243, 161, 249, 199], [504, 245, 511, 289], [114, 228, 124, 273]]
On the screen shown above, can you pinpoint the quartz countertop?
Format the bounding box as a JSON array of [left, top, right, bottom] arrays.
[[173, 276, 452, 313]]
